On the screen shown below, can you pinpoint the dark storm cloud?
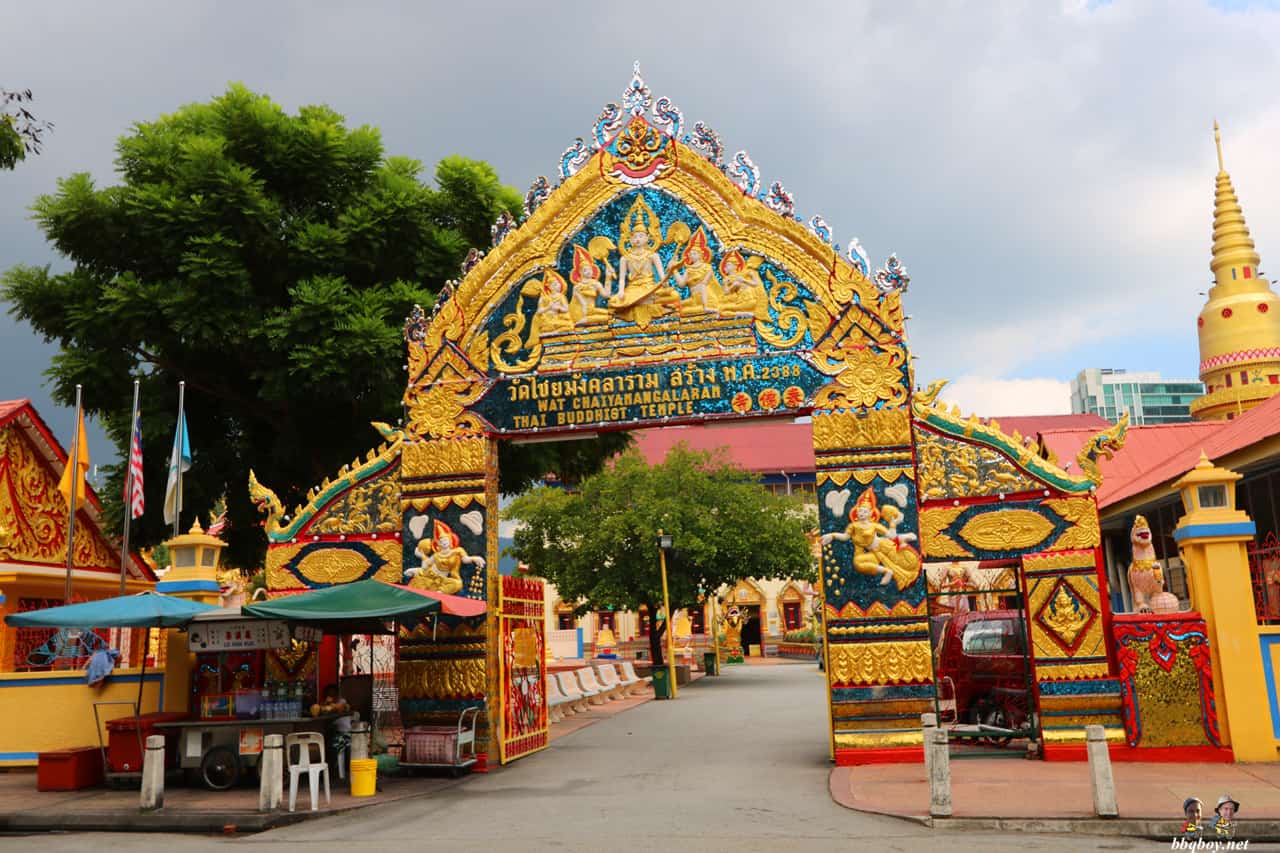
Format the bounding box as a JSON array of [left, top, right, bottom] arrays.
[[6, 0, 1280, 445]]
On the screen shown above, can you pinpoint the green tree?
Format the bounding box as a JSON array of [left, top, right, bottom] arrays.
[[2, 84, 627, 567], [1, 88, 53, 169], [506, 445, 814, 664]]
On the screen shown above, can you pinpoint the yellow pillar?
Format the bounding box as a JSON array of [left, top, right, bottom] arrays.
[[156, 521, 226, 715], [1173, 453, 1277, 761]]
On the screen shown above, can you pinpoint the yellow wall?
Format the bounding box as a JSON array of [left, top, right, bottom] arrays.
[[0, 668, 163, 765], [1179, 525, 1279, 760]]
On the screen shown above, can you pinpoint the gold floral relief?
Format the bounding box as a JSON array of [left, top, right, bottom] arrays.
[[824, 599, 928, 619], [958, 510, 1055, 552], [828, 640, 932, 686], [401, 437, 488, 479], [813, 347, 909, 411], [919, 506, 972, 558], [1044, 497, 1101, 550], [401, 493, 484, 512], [0, 424, 115, 569], [913, 428, 1043, 501]]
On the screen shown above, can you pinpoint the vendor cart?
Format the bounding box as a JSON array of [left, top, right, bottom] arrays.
[[399, 705, 481, 777], [155, 716, 333, 790]]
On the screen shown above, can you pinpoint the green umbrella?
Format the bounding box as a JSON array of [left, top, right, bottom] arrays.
[[241, 579, 441, 634]]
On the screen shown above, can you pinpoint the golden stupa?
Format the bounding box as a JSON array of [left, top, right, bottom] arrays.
[[1190, 122, 1280, 420]]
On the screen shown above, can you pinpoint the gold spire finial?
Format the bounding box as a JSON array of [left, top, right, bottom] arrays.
[[1214, 120, 1224, 173]]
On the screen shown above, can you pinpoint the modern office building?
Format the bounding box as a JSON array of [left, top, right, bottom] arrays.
[[1070, 368, 1204, 425]]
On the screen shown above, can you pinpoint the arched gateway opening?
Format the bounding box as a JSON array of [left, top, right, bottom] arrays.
[[251, 65, 1130, 767]]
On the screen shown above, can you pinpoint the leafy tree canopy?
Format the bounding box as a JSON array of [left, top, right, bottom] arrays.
[[2, 83, 627, 567], [505, 445, 815, 663]]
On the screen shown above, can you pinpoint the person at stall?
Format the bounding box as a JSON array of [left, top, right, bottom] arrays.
[[313, 683, 354, 774]]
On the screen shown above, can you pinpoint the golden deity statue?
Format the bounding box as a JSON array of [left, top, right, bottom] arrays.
[[1044, 585, 1087, 644], [407, 519, 484, 595], [821, 488, 922, 590], [674, 228, 722, 316], [606, 196, 683, 327], [568, 245, 612, 326], [528, 270, 574, 341], [718, 250, 770, 321]]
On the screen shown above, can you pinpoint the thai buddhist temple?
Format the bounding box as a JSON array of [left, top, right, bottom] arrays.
[[0, 399, 155, 675]]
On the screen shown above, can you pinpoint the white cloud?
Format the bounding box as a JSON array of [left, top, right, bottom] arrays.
[[936, 377, 1072, 418]]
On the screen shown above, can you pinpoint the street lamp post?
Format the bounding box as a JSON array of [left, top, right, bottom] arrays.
[[711, 594, 721, 673], [658, 530, 677, 699]]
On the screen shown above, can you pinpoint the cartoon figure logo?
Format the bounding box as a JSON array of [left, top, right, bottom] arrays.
[[1180, 797, 1203, 839], [1212, 793, 1239, 839]]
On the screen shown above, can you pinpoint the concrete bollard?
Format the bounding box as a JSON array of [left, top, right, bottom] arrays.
[[920, 713, 937, 783], [928, 727, 952, 818], [1085, 724, 1118, 817], [140, 734, 165, 811], [350, 721, 371, 762], [259, 734, 284, 812]]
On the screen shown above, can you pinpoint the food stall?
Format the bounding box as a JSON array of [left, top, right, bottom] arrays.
[[156, 608, 333, 789]]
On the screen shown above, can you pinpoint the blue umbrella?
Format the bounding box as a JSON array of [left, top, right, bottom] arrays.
[[4, 590, 219, 629], [5, 591, 220, 716]]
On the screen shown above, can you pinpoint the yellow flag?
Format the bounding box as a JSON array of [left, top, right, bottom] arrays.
[[57, 410, 91, 508]]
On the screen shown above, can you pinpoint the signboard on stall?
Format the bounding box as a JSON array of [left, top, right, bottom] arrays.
[[238, 727, 264, 756], [188, 619, 290, 652]]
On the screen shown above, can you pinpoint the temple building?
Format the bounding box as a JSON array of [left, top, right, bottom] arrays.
[[1190, 122, 1280, 421], [0, 399, 154, 675]]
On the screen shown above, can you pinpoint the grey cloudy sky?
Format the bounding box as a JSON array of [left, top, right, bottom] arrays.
[[5, 0, 1280, 466]]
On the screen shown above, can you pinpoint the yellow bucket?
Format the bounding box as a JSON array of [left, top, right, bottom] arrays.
[[349, 758, 377, 797]]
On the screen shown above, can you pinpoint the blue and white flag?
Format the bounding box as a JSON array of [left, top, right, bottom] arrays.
[[163, 411, 191, 526]]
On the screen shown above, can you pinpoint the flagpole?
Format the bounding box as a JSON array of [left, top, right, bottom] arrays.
[[120, 380, 140, 595], [173, 380, 185, 539], [64, 384, 82, 604]]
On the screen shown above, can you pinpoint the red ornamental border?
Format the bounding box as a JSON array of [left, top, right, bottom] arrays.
[[1113, 614, 1221, 749]]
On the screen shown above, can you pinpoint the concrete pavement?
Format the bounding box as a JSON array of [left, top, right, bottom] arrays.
[[1, 663, 1173, 851]]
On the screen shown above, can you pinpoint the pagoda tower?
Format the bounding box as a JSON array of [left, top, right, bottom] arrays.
[[1190, 122, 1280, 420]]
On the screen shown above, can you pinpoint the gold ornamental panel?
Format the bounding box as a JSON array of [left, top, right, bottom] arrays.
[[401, 436, 487, 478], [828, 640, 932, 686], [833, 730, 925, 749], [398, 655, 486, 701], [811, 407, 911, 451], [957, 510, 1055, 552], [1027, 574, 1106, 663]]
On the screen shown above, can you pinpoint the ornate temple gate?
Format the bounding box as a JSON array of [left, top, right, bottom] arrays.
[[252, 65, 1128, 765]]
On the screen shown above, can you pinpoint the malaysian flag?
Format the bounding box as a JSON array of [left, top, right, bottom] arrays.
[[126, 411, 144, 519]]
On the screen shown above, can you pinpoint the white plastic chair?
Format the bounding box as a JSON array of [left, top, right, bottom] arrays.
[[286, 731, 331, 812]]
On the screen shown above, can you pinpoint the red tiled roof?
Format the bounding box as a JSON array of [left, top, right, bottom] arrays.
[[1098, 391, 1280, 509], [0, 399, 29, 424], [986, 413, 1110, 436], [632, 419, 816, 474], [1037, 421, 1224, 507]]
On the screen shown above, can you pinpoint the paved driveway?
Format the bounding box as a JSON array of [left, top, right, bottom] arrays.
[[3, 662, 1166, 851]]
